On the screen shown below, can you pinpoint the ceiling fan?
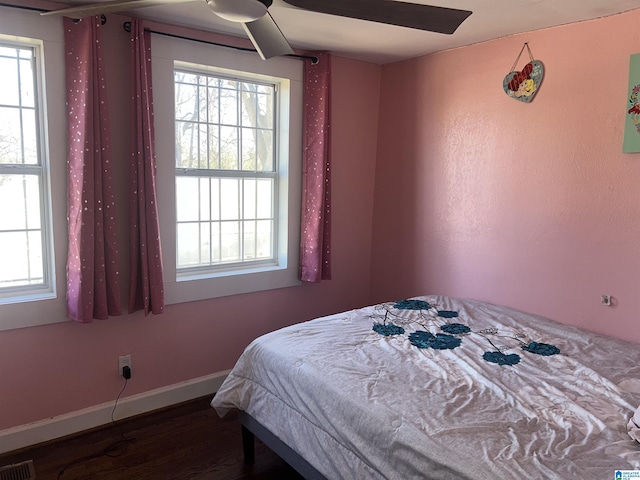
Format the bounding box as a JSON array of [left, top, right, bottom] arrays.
[[42, 0, 472, 60]]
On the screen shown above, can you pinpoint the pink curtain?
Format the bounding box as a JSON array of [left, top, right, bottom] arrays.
[[128, 20, 165, 315], [64, 17, 122, 322], [300, 53, 332, 282]]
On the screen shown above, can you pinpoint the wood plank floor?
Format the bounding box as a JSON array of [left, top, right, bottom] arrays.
[[0, 396, 305, 480]]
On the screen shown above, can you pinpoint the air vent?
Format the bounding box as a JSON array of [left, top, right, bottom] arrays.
[[0, 460, 36, 480]]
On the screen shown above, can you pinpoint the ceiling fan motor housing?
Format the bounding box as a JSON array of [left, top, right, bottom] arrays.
[[206, 0, 270, 23]]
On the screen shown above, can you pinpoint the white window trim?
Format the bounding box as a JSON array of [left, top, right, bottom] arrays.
[[152, 34, 303, 305], [0, 8, 67, 331]]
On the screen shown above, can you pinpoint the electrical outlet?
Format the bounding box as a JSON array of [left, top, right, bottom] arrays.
[[601, 295, 612, 306], [118, 354, 132, 377]]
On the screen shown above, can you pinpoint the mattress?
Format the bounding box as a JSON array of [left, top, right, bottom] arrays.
[[211, 296, 640, 479]]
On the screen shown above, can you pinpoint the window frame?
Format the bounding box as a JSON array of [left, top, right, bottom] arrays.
[[151, 34, 303, 305], [173, 68, 281, 276], [0, 38, 56, 305]]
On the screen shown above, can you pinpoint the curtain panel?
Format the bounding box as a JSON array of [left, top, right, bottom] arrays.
[[299, 53, 332, 283], [128, 19, 165, 315], [64, 16, 122, 322]]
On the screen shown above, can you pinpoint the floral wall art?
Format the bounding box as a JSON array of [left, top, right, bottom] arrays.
[[624, 53, 640, 153]]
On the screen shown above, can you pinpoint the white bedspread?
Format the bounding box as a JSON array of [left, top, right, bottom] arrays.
[[211, 296, 640, 479]]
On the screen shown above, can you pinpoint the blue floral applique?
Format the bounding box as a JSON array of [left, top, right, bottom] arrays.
[[522, 342, 560, 356], [483, 351, 521, 366], [373, 323, 405, 336], [409, 331, 462, 350], [394, 299, 431, 310], [440, 323, 471, 335], [437, 310, 459, 318]]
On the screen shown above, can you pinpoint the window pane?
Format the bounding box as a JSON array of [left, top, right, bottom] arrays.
[[198, 83, 207, 123], [0, 56, 19, 107], [0, 230, 43, 287], [19, 58, 35, 108], [243, 178, 256, 219], [243, 220, 256, 260], [241, 127, 256, 171], [208, 124, 220, 169], [220, 126, 238, 169], [220, 221, 239, 262], [220, 178, 239, 220], [175, 82, 197, 122], [211, 177, 220, 221], [241, 88, 256, 127], [175, 71, 198, 85], [256, 220, 272, 259], [176, 176, 199, 222], [27, 230, 43, 280], [220, 85, 237, 125], [198, 122, 207, 168], [256, 178, 272, 218], [175, 121, 197, 168], [22, 109, 38, 165], [0, 107, 22, 165], [211, 221, 220, 263], [256, 129, 273, 171], [0, 174, 40, 230], [207, 86, 219, 125], [199, 177, 210, 221], [177, 222, 200, 268], [199, 222, 210, 264], [257, 91, 273, 129]]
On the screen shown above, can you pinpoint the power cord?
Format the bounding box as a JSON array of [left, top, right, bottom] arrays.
[[57, 375, 135, 479]]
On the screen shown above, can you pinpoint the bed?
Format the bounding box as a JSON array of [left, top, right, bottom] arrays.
[[211, 295, 640, 479]]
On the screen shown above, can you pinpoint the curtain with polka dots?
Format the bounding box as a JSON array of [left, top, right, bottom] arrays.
[[128, 19, 165, 315], [64, 17, 122, 322], [299, 53, 332, 283]]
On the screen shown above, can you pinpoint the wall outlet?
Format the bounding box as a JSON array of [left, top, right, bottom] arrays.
[[601, 294, 612, 306], [118, 354, 132, 377]]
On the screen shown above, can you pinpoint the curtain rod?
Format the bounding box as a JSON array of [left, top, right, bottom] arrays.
[[0, 2, 47, 12], [123, 21, 319, 64], [0, 3, 108, 24]]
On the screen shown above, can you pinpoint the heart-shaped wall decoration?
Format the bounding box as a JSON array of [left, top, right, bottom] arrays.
[[503, 60, 544, 103]]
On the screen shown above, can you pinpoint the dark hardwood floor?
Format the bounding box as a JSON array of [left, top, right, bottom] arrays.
[[0, 396, 304, 480]]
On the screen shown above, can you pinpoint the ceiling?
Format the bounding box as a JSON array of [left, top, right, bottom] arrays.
[[53, 0, 640, 64]]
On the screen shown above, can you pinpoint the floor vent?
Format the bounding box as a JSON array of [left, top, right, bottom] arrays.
[[0, 460, 36, 480]]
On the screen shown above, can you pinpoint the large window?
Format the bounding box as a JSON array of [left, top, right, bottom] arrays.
[[174, 70, 278, 274], [152, 35, 302, 304], [0, 41, 54, 304]]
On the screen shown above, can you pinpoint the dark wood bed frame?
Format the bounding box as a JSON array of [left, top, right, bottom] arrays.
[[238, 410, 328, 480]]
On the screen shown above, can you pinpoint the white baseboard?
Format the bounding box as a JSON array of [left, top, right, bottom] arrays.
[[0, 370, 230, 455]]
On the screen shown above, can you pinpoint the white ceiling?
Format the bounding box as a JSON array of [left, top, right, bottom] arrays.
[[55, 0, 640, 64]]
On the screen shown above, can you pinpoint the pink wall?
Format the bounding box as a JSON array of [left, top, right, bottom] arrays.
[[371, 10, 640, 342], [0, 15, 381, 430]]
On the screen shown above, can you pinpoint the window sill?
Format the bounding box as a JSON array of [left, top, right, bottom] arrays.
[[165, 265, 301, 305]]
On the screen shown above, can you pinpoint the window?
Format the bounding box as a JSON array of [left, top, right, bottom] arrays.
[[152, 35, 303, 304], [174, 70, 278, 274], [0, 40, 54, 304]]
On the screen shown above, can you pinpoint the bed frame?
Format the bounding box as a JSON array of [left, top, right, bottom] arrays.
[[238, 410, 328, 480]]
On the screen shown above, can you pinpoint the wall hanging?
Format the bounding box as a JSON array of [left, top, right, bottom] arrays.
[[503, 43, 544, 103], [623, 53, 640, 153]]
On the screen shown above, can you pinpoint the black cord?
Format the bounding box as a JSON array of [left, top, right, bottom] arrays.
[[57, 378, 135, 479]]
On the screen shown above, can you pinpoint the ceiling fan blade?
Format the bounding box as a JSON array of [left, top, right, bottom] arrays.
[[40, 0, 196, 17], [242, 12, 294, 60], [281, 0, 472, 34]]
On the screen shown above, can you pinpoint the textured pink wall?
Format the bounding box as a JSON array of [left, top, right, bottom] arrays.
[[0, 16, 381, 431], [371, 10, 640, 342]]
